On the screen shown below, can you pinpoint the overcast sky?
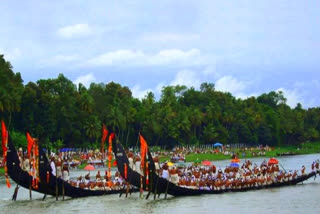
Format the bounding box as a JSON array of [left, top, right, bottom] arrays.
[[1, 0, 319, 108]]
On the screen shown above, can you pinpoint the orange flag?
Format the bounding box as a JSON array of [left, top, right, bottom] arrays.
[[101, 124, 108, 154], [139, 134, 148, 168], [107, 133, 115, 178], [1, 120, 8, 155], [26, 132, 34, 155], [1, 120, 11, 188]]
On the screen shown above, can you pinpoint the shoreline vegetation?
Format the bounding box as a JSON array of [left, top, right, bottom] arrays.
[[159, 142, 320, 163], [1, 55, 320, 153]]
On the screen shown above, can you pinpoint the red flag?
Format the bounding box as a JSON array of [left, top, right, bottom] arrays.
[[46, 171, 50, 183], [107, 133, 115, 179], [1, 120, 8, 154], [124, 163, 128, 179], [101, 124, 108, 153], [1, 120, 11, 188], [108, 133, 115, 144], [26, 132, 34, 155], [139, 134, 148, 168], [6, 179, 11, 188]]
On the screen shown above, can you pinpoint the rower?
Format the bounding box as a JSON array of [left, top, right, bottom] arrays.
[[85, 172, 90, 181], [18, 148, 23, 168], [104, 170, 109, 181], [153, 156, 160, 173], [301, 165, 306, 175], [50, 156, 56, 176], [127, 151, 134, 169], [55, 157, 62, 178], [22, 154, 30, 173], [134, 155, 142, 175], [62, 163, 69, 181], [315, 160, 319, 170], [96, 170, 101, 180], [162, 162, 169, 180]]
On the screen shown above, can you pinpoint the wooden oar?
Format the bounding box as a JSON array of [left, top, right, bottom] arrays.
[[62, 180, 65, 200], [145, 168, 153, 200], [29, 177, 32, 200], [164, 179, 169, 199], [12, 185, 19, 201], [55, 166, 58, 201], [12, 158, 24, 201], [139, 175, 144, 199], [279, 163, 287, 173], [153, 175, 159, 200]]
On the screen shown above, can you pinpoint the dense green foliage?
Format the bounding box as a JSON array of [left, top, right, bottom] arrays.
[[1, 55, 320, 150]]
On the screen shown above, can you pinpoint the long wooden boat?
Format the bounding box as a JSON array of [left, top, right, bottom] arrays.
[[7, 136, 137, 198], [112, 140, 319, 197], [6, 135, 56, 197]]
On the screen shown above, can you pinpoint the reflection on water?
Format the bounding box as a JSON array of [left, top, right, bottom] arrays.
[[1, 154, 320, 214]]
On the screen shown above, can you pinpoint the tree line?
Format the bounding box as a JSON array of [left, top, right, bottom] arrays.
[[1, 55, 319, 150]]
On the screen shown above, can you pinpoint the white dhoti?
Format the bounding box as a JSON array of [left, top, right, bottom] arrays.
[[128, 157, 134, 170], [56, 166, 62, 178], [135, 161, 143, 175], [170, 174, 179, 184], [155, 162, 160, 171], [62, 170, 69, 181]]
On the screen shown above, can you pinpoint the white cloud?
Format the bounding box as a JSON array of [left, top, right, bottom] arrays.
[[0, 48, 21, 61], [215, 75, 246, 94], [141, 33, 200, 43], [235, 92, 259, 100], [170, 70, 201, 88], [83, 48, 204, 67], [38, 54, 81, 67], [156, 82, 165, 94], [276, 88, 303, 108], [57, 24, 92, 39], [74, 73, 96, 88], [131, 85, 153, 99]]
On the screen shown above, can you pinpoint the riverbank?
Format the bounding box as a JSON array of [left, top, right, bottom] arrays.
[[160, 141, 320, 162]]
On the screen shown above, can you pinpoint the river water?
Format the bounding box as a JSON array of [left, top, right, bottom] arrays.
[[1, 154, 320, 214]]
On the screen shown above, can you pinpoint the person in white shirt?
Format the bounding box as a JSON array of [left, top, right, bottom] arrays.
[[162, 163, 169, 180], [50, 157, 56, 176]]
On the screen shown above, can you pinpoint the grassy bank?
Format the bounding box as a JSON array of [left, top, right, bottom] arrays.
[[160, 142, 320, 163]]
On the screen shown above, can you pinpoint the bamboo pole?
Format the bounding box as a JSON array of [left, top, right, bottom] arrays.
[[164, 179, 169, 199], [29, 177, 32, 200], [62, 180, 65, 201]]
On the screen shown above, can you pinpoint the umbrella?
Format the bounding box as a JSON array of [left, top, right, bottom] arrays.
[[213, 142, 223, 147], [231, 158, 240, 163], [84, 164, 95, 171], [268, 158, 279, 165], [229, 163, 239, 168], [167, 162, 174, 166], [202, 160, 212, 166], [177, 162, 186, 168]]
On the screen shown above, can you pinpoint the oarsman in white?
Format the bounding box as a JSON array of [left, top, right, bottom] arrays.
[[50, 156, 56, 176]]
